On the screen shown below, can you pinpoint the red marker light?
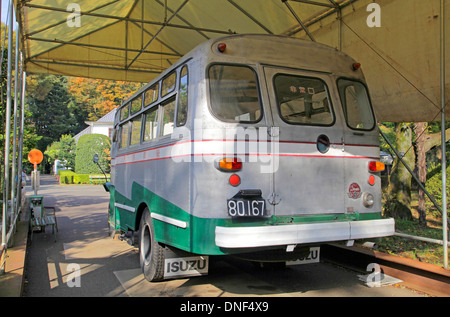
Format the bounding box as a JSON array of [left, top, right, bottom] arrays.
[[229, 174, 240, 187], [352, 62, 361, 71], [217, 43, 226, 53], [368, 175, 375, 186]]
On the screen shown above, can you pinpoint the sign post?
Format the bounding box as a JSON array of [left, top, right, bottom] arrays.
[[28, 149, 43, 196]]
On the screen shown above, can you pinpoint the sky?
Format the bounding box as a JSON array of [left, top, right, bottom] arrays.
[[1, 1, 17, 28]]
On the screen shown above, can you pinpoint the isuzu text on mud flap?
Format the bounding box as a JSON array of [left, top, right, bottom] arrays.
[[164, 256, 209, 278], [106, 34, 395, 282]]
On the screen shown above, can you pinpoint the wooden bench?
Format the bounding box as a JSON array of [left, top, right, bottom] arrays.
[[30, 207, 58, 242]]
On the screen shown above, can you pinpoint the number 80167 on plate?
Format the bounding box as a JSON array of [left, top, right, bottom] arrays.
[[227, 198, 266, 217]]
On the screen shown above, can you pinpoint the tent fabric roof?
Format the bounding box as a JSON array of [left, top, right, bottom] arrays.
[[15, 0, 449, 122]]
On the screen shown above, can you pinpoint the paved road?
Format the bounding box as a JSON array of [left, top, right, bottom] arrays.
[[23, 175, 427, 298]]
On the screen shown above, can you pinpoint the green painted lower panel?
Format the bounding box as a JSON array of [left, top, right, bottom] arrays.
[[108, 182, 384, 256]]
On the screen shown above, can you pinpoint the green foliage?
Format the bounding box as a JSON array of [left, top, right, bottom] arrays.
[[45, 134, 76, 170], [58, 170, 76, 184], [75, 134, 111, 174], [376, 218, 447, 267], [58, 170, 109, 185], [27, 75, 87, 153], [425, 164, 450, 216]]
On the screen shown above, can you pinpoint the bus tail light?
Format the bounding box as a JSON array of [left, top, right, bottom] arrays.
[[369, 161, 385, 172], [218, 158, 242, 171]]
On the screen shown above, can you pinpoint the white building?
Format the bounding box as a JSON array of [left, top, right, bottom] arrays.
[[74, 108, 116, 143]]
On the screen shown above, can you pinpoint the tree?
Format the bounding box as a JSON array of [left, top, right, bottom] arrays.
[[68, 77, 143, 121], [45, 134, 76, 171], [385, 123, 415, 220], [414, 122, 428, 226], [27, 75, 87, 153]]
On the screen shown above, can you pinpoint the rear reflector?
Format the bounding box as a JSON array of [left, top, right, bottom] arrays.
[[369, 161, 385, 172], [219, 158, 242, 171], [229, 174, 241, 187]]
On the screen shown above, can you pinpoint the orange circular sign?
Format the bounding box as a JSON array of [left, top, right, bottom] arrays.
[[28, 149, 43, 165]]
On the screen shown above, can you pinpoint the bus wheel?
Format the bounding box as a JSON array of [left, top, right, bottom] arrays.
[[139, 209, 165, 282]]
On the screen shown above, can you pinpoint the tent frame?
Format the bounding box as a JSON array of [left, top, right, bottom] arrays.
[[1, 0, 448, 271]]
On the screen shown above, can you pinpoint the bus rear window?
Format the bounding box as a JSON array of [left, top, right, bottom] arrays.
[[338, 79, 375, 131], [209, 64, 262, 123], [274, 75, 333, 126]]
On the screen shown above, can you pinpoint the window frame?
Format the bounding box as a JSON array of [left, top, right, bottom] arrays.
[[207, 63, 264, 124], [273, 73, 336, 127], [142, 105, 160, 143], [337, 77, 376, 131], [176, 65, 189, 127]]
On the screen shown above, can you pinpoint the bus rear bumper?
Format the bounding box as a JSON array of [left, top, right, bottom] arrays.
[[215, 218, 395, 249]]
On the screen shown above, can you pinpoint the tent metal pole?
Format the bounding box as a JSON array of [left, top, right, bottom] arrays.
[[11, 19, 19, 231], [2, 0, 14, 250], [15, 55, 24, 216], [440, 0, 448, 270]]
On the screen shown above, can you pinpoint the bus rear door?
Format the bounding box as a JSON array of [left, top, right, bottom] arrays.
[[262, 66, 346, 218]]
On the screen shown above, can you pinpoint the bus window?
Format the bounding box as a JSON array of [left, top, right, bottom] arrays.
[[120, 103, 129, 121], [143, 107, 159, 141], [162, 72, 177, 97], [145, 83, 159, 106], [337, 79, 375, 130], [274, 75, 333, 126], [209, 64, 262, 123], [161, 99, 176, 136], [119, 122, 129, 148], [176, 66, 188, 126], [130, 115, 142, 145], [130, 96, 142, 115]]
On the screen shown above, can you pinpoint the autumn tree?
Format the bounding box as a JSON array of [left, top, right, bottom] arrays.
[[68, 77, 143, 121]]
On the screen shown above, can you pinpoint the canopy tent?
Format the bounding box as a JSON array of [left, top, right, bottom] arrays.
[[14, 0, 449, 122], [1, 0, 447, 269]]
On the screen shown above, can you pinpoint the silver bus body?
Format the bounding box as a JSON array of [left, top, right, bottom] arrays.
[[107, 34, 394, 280]]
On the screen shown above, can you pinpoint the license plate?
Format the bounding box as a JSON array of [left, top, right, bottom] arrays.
[[227, 198, 266, 217]]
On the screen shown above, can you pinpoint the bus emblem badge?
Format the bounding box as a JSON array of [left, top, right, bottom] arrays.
[[348, 183, 361, 199]]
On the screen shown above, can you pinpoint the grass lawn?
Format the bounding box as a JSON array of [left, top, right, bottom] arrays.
[[376, 192, 449, 268]]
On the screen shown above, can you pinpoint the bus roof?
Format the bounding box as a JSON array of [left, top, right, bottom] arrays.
[[121, 34, 363, 108]]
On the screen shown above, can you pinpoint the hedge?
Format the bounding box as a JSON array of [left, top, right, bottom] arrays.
[[58, 170, 109, 185], [75, 133, 111, 174]]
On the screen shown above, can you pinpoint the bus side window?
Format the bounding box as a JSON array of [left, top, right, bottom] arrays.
[[162, 71, 177, 97], [120, 103, 129, 121], [145, 83, 159, 106], [119, 122, 130, 149], [143, 107, 159, 141], [130, 96, 142, 115], [161, 98, 176, 136], [176, 66, 188, 126], [130, 115, 142, 145]]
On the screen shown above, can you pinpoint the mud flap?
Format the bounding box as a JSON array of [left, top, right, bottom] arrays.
[[164, 247, 209, 279], [286, 247, 320, 265]]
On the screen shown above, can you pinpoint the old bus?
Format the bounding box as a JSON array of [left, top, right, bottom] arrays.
[[106, 34, 395, 281]]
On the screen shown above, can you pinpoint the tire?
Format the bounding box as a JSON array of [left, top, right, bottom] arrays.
[[139, 209, 165, 282]]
